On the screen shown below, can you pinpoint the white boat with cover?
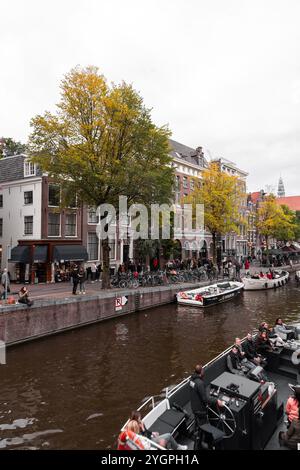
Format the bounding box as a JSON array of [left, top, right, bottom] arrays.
[[177, 281, 244, 307], [242, 270, 289, 291]]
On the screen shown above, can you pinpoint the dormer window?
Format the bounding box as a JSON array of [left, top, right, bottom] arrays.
[[24, 160, 36, 177]]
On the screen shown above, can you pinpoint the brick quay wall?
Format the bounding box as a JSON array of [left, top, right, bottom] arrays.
[[0, 264, 299, 347]]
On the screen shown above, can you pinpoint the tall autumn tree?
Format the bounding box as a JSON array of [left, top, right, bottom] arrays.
[[256, 195, 296, 251], [185, 162, 246, 263], [28, 66, 174, 288], [275, 204, 298, 243]]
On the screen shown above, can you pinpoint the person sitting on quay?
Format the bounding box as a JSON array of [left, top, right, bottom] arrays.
[[18, 287, 33, 307]]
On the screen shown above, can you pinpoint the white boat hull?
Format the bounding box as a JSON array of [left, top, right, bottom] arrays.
[[177, 281, 244, 307], [242, 271, 289, 291]]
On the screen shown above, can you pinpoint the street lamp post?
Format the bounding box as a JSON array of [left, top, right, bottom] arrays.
[[4, 245, 10, 301]]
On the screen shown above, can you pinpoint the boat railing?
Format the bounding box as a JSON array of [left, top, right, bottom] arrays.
[[137, 394, 165, 413], [166, 342, 244, 399]]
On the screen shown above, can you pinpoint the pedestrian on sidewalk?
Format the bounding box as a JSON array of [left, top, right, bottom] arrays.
[[71, 264, 79, 295], [1, 268, 10, 295], [78, 267, 86, 294], [235, 261, 241, 281], [91, 262, 97, 283]]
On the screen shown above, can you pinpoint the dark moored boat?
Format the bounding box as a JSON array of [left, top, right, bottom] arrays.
[[121, 323, 300, 450]]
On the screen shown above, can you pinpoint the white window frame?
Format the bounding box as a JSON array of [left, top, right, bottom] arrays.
[[24, 160, 36, 177], [87, 232, 99, 261], [24, 215, 33, 235], [48, 212, 61, 237], [65, 213, 77, 237]]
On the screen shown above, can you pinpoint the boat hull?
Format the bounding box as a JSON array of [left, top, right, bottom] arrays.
[[242, 271, 289, 291], [177, 282, 244, 307]]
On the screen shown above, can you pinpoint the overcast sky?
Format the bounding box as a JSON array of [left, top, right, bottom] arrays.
[[1, 0, 300, 195]]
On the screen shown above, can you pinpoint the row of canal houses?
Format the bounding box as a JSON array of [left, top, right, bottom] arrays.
[[0, 139, 258, 283]]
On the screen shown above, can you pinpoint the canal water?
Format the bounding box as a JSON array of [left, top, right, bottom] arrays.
[[0, 281, 300, 450]]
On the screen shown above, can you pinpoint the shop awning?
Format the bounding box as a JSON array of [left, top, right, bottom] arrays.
[[33, 245, 48, 263], [53, 245, 88, 262], [9, 245, 30, 263]]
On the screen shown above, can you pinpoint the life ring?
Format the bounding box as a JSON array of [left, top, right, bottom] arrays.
[[291, 349, 300, 366], [179, 292, 188, 299], [117, 430, 147, 450]]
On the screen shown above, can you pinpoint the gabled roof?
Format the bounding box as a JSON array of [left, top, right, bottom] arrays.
[[0, 154, 42, 183], [169, 139, 208, 168], [249, 191, 262, 204], [276, 196, 300, 211]]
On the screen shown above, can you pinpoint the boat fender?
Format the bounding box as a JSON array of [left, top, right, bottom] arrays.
[[291, 349, 300, 366], [117, 430, 148, 450], [195, 294, 203, 302], [264, 282, 268, 289]]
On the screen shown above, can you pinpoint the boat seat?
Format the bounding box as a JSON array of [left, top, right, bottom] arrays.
[[199, 423, 225, 448], [149, 409, 186, 434], [158, 409, 185, 429], [148, 419, 174, 436], [147, 410, 185, 435]]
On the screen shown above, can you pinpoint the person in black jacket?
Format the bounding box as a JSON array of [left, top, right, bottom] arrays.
[[189, 365, 224, 434], [242, 334, 265, 366], [71, 265, 79, 295], [255, 331, 274, 354]]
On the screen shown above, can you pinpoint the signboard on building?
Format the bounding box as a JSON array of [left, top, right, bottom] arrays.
[[115, 296, 128, 311]]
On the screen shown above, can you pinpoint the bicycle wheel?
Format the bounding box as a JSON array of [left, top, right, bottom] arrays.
[[119, 279, 128, 289]]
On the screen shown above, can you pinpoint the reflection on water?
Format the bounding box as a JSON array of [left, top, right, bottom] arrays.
[[0, 282, 299, 449]]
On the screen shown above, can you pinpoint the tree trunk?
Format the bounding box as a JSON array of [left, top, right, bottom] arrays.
[[265, 236, 270, 267], [212, 232, 217, 265], [101, 239, 111, 289]]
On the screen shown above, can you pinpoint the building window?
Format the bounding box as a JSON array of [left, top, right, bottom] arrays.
[[24, 216, 33, 235], [0, 194, 3, 208], [48, 213, 60, 236], [88, 232, 99, 260], [190, 179, 195, 191], [88, 207, 99, 224], [48, 184, 60, 207], [183, 176, 188, 189], [24, 161, 36, 177], [24, 191, 33, 205], [0, 218, 2, 237], [65, 213, 77, 236]]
